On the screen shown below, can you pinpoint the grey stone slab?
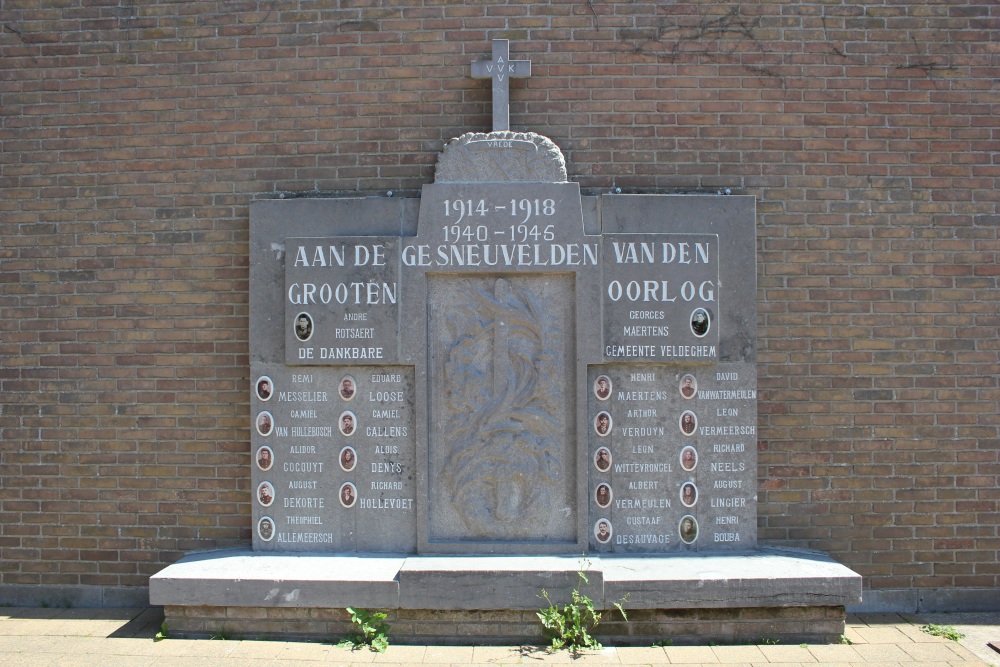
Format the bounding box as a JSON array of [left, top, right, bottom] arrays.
[[598, 194, 757, 366], [252, 197, 417, 238], [251, 364, 416, 553], [283, 237, 401, 366], [149, 548, 402, 609], [397, 555, 602, 610], [250, 197, 418, 368], [601, 233, 720, 362], [101, 587, 154, 608], [914, 588, 1000, 612], [848, 587, 1000, 613], [587, 363, 756, 554], [151, 548, 861, 616], [600, 547, 862, 609], [851, 589, 920, 613]]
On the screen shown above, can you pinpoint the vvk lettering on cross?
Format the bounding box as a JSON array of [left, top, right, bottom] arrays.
[[471, 39, 531, 132]]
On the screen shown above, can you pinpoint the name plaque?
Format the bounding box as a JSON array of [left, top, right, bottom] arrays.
[[251, 169, 756, 555], [251, 364, 416, 552], [587, 363, 756, 551], [284, 237, 400, 365], [601, 233, 720, 362]]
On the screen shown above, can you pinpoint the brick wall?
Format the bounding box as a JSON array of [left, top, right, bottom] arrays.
[[1, 1, 997, 610], [163, 605, 845, 645]]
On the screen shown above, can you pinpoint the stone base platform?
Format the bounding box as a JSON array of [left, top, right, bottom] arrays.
[[150, 547, 861, 645]]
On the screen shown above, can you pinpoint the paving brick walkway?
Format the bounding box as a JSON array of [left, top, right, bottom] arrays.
[[1, 607, 996, 666]]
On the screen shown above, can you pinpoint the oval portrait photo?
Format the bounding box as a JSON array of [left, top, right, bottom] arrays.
[[339, 482, 357, 508], [680, 481, 698, 508], [679, 445, 697, 472], [256, 376, 273, 401], [294, 312, 313, 342], [679, 373, 697, 399], [594, 410, 612, 437], [339, 446, 357, 472], [257, 481, 275, 508], [595, 483, 613, 508], [339, 375, 356, 401], [593, 446, 612, 473], [255, 411, 273, 437], [594, 518, 613, 544], [690, 308, 710, 338], [679, 410, 697, 436], [679, 515, 699, 544], [339, 410, 356, 437], [257, 516, 275, 542], [256, 446, 274, 472], [593, 375, 612, 401]]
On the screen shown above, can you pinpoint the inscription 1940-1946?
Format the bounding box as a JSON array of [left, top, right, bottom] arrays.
[[250, 175, 757, 555]]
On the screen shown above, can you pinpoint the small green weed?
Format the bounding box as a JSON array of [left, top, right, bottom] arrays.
[[154, 621, 169, 641], [920, 624, 964, 641], [839, 634, 853, 645], [338, 607, 390, 652], [760, 637, 780, 645], [652, 639, 673, 647], [210, 627, 230, 640], [536, 566, 628, 652]]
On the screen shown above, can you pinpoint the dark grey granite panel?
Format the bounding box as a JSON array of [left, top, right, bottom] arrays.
[[581, 195, 600, 236], [599, 195, 756, 365], [283, 237, 400, 366], [601, 233, 720, 362], [250, 197, 416, 368], [251, 364, 416, 553], [587, 363, 756, 553]]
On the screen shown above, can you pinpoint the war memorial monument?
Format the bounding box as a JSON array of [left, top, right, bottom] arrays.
[[151, 40, 861, 644]]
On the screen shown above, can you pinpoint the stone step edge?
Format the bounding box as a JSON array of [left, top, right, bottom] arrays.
[[150, 546, 861, 611]]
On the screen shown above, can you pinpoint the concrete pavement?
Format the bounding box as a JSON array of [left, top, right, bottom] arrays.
[[1, 606, 996, 666]]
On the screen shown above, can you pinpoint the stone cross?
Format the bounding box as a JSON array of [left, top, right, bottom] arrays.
[[471, 39, 531, 132]]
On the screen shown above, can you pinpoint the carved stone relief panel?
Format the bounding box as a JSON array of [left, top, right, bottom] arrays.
[[426, 273, 576, 544]]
